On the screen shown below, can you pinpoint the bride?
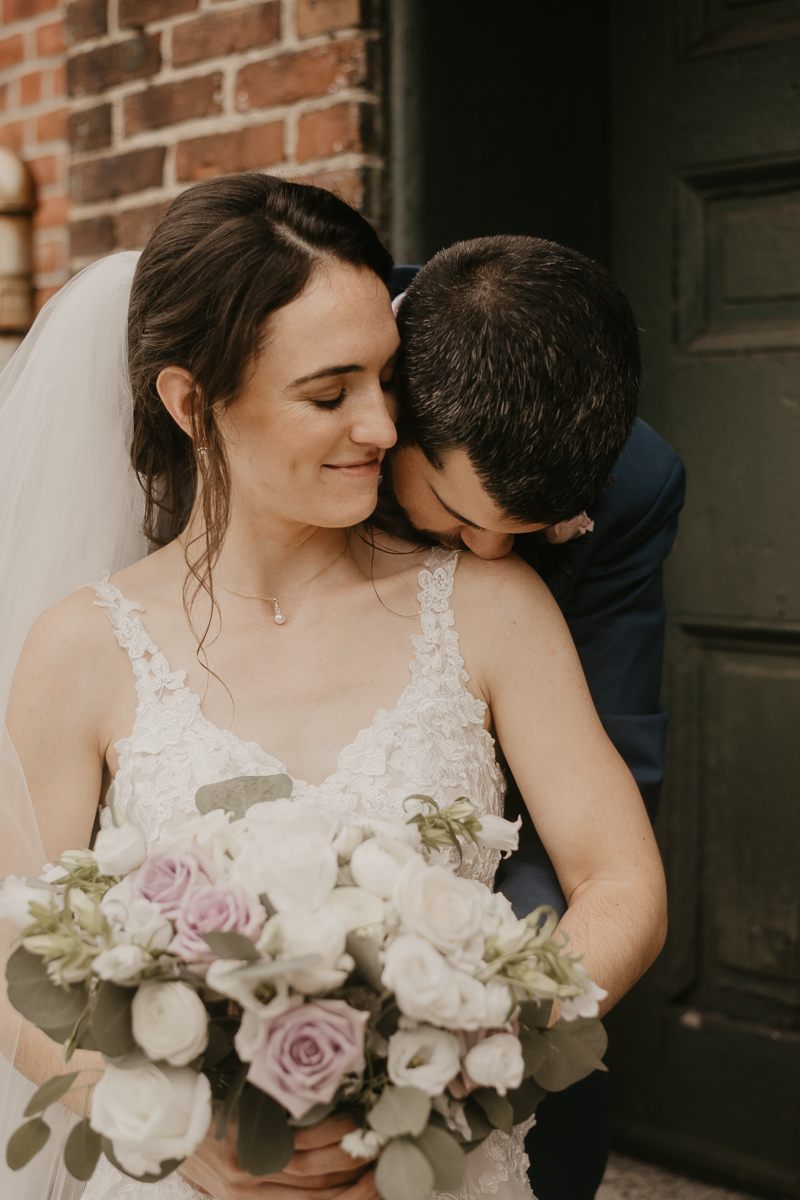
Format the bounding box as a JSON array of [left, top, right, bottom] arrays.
[[0, 173, 665, 1200]]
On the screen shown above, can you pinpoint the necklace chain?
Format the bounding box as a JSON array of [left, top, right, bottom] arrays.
[[216, 539, 349, 625]]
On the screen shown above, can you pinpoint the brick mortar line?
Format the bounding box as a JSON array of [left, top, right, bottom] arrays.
[[68, 149, 382, 220], [64, 25, 377, 63], [0, 12, 64, 38], [67, 89, 379, 161]]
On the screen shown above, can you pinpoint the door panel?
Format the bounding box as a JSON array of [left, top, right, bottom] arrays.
[[607, 1, 800, 1192]]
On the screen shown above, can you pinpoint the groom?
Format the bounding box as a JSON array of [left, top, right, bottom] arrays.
[[381, 237, 685, 1200]]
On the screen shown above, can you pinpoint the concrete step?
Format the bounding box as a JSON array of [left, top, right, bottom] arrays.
[[597, 1153, 760, 1200]]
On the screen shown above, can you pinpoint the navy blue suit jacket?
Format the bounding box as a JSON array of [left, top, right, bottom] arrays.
[[388, 266, 686, 919]]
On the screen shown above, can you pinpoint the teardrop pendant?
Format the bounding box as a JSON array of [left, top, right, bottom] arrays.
[[273, 600, 286, 625]]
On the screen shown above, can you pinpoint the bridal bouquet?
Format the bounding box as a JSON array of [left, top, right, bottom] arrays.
[[1, 777, 607, 1199]]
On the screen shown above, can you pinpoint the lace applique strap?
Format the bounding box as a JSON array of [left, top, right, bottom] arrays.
[[417, 547, 459, 617], [91, 571, 158, 662]]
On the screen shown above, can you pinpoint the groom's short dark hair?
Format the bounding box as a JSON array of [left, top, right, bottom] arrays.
[[395, 236, 640, 525]]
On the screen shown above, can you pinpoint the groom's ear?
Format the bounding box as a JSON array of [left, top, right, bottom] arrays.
[[157, 367, 197, 439]]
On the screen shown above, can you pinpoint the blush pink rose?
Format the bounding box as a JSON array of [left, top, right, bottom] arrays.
[[247, 997, 369, 1119], [169, 884, 266, 965], [131, 851, 216, 920], [544, 512, 595, 545]]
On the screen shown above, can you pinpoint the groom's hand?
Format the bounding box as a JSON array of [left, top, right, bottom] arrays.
[[178, 1114, 378, 1199]]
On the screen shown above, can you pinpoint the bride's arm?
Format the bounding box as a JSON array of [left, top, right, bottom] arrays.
[[459, 555, 667, 1015]]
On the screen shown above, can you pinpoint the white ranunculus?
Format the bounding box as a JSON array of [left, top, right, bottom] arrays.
[[349, 838, 418, 900], [244, 798, 334, 847], [132, 981, 209, 1066], [332, 824, 366, 864], [382, 935, 462, 1027], [260, 835, 339, 913], [0, 876, 54, 928], [90, 1059, 212, 1178], [393, 860, 486, 957], [473, 814, 522, 855], [341, 1128, 387, 1160], [93, 824, 148, 876], [323, 886, 385, 933], [266, 908, 351, 993], [93, 944, 148, 984], [387, 1025, 461, 1096], [463, 1033, 525, 1096], [559, 966, 607, 1021], [119, 899, 173, 953]]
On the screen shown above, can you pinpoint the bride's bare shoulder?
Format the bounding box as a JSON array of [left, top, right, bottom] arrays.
[[15, 583, 126, 683]]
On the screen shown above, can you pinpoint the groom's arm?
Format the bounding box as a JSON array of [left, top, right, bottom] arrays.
[[501, 420, 685, 918]]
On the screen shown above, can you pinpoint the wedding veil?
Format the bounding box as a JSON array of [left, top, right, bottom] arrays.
[[0, 252, 147, 1197]]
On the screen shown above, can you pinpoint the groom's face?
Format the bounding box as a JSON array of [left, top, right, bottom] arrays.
[[390, 445, 547, 559]]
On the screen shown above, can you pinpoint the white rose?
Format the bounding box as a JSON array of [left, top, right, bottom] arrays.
[[350, 838, 418, 900], [387, 1026, 461, 1096], [162, 810, 241, 874], [332, 824, 366, 864], [244, 798, 334, 846], [559, 966, 607, 1021], [323, 886, 385, 933], [93, 824, 147, 876], [393, 860, 485, 957], [0, 876, 54, 928], [341, 1129, 387, 1160], [90, 1059, 212, 1178], [93, 944, 148, 984], [260, 835, 339, 913], [263, 908, 352, 993], [463, 1033, 525, 1096], [473, 814, 522, 855], [382, 935, 462, 1026], [132, 981, 209, 1067]]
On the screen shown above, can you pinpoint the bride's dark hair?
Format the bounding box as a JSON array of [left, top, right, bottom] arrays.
[[128, 171, 393, 622]]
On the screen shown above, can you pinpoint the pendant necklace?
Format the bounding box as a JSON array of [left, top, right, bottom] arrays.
[[216, 539, 349, 625]]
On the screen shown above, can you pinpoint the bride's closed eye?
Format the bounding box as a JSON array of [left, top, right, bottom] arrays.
[[313, 391, 346, 410]]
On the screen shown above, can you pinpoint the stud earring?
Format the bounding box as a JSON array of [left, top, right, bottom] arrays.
[[197, 444, 208, 461]]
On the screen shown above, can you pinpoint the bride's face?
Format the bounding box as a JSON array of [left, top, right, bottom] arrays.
[[218, 260, 399, 531]]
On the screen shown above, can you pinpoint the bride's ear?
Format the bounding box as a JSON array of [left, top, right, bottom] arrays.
[[156, 367, 197, 439]]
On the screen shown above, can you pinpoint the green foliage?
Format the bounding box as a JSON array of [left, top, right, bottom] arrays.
[[462, 1098, 494, 1142], [527, 1018, 608, 1092], [6, 1118, 50, 1170], [23, 1072, 78, 1117], [346, 934, 384, 992], [203, 1022, 233, 1069], [64, 1119, 102, 1181], [5, 946, 87, 1043], [287, 1102, 335, 1127], [195, 775, 292, 819], [471, 1088, 514, 1135], [368, 1086, 431, 1138], [236, 1084, 294, 1176], [412, 1124, 465, 1192], [506, 1075, 547, 1125], [101, 1139, 182, 1183], [201, 931, 260, 961], [93, 981, 136, 1057], [215, 1062, 248, 1140], [375, 1138, 435, 1200], [404, 796, 483, 862]]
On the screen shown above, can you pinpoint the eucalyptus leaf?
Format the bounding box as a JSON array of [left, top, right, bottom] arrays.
[[236, 1084, 293, 1175], [413, 1124, 465, 1192], [24, 1072, 78, 1117], [375, 1138, 435, 1200], [462, 1098, 494, 1142], [471, 1089, 514, 1135], [518, 999, 553, 1031], [93, 981, 136, 1057], [6, 1117, 51, 1171], [203, 1022, 233, 1069], [195, 775, 292, 819], [75, 1008, 100, 1054], [346, 934, 383, 992], [531, 1018, 608, 1092], [506, 1076, 547, 1125], [101, 1139, 182, 1183], [5, 946, 87, 1042], [368, 1086, 431, 1138], [517, 1024, 549, 1077], [202, 931, 260, 961], [215, 1062, 248, 1140], [288, 1102, 335, 1127], [64, 1118, 102, 1181]]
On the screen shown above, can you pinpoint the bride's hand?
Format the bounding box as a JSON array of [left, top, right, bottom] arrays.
[[178, 1114, 379, 1199]]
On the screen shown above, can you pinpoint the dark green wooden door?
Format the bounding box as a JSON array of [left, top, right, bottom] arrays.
[[605, 3, 800, 1194]]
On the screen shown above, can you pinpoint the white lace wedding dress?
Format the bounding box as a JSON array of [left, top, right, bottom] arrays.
[[82, 547, 536, 1200]]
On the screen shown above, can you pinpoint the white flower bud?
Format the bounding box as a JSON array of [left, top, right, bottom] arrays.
[[93, 824, 147, 876], [463, 1033, 525, 1096]]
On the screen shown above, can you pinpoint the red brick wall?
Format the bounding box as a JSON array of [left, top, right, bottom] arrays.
[[0, 0, 69, 309], [1, 0, 383, 309]]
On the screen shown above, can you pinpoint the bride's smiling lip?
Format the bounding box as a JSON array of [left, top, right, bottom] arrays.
[[323, 457, 381, 478]]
